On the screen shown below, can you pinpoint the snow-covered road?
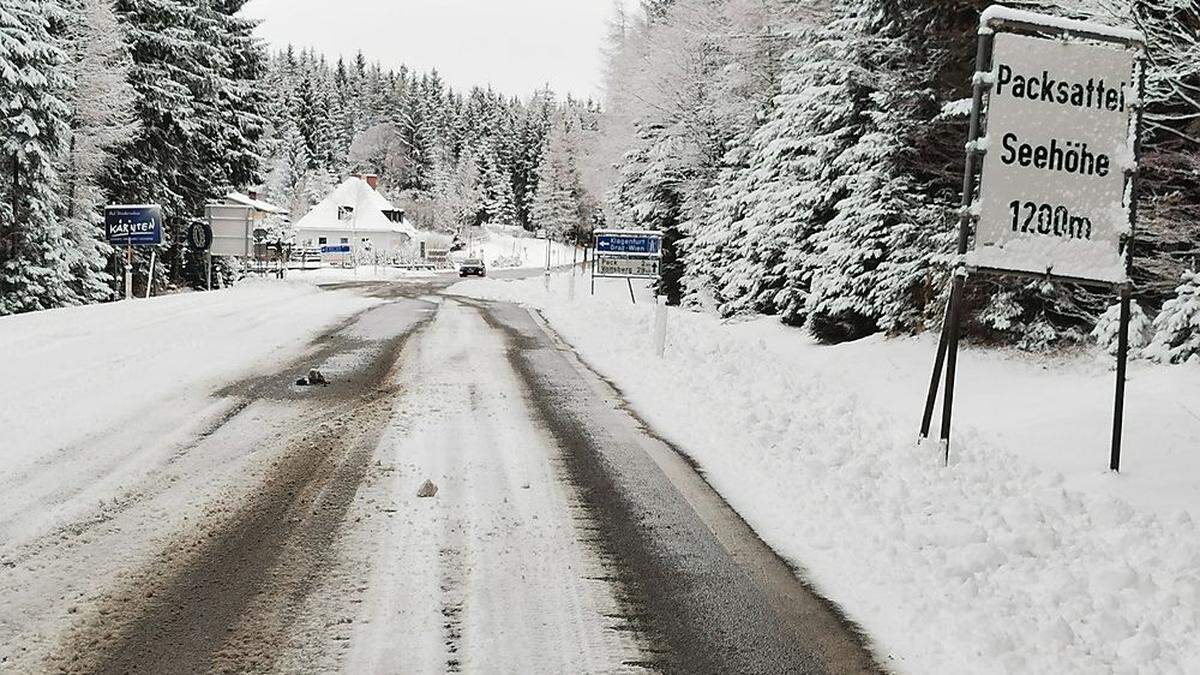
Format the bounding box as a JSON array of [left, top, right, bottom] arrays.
[[0, 279, 876, 673]]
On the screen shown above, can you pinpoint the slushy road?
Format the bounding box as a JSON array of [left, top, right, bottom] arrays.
[[0, 277, 881, 674]]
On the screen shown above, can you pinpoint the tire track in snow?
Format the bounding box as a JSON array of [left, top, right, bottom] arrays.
[[42, 299, 435, 674]]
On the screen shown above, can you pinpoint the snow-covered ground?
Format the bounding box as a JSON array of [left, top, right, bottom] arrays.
[[0, 280, 381, 546], [452, 224, 580, 270], [451, 271, 1200, 674], [286, 266, 449, 283]]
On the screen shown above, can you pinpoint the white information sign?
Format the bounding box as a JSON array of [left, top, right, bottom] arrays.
[[970, 32, 1138, 283], [596, 256, 660, 279], [206, 204, 255, 257]]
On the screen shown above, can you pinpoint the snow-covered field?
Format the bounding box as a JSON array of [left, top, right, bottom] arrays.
[[452, 225, 580, 269], [0, 280, 381, 545], [286, 266, 450, 283], [451, 271, 1200, 674]]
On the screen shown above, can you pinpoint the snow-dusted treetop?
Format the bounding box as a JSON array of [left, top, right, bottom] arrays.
[[979, 6, 1145, 45]]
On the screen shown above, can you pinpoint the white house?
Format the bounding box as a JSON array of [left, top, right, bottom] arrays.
[[293, 175, 419, 261]]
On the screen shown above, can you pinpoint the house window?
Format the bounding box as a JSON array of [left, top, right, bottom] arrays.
[[340, 237, 349, 244], [318, 237, 327, 245], [337, 206, 354, 221]]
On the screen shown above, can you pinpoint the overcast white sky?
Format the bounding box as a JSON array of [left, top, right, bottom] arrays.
[[241, 0, 619, 99]]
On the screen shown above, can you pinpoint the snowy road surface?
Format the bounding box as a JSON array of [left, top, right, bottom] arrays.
[[0, 279, 878, 674]]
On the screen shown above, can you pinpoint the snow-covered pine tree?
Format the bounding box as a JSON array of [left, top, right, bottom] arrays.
[[204, 0, 268, 196], [431, 148, 482, 232], [474, 128, 518, 228], [295, 61, 336, 170], [57, 0, 139, 305], [1148, 271, 1200, 364], [694, 6, 864, 327], [803, 1, 936, 340], [105, 0, 206, 293], [0, 0, 76, 314], [515, 87, 554, 230], [530, 112, 584, 239]]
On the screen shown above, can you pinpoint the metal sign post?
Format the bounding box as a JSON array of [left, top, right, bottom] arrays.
[[919, 6, 1145, 471]]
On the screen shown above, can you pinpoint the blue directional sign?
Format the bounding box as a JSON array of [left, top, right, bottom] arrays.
[[595, 231, 662, 256], [321, 245, 352, 255], [105, 205, 163, 246]]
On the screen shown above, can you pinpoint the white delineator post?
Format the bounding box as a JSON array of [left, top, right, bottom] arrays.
[[144, 249, 156, 299], [124, 243, 133, 301], [568, 270, 576, 301], [544, 234, 551, 291], [653, 300, 668, 357]]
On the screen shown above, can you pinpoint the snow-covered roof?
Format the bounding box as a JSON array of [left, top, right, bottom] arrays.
[[225, 192, 288, 215], [293, 177, 419, 236]]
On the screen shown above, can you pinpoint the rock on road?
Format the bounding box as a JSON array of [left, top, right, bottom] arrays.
[[0, 278, 882, 674]]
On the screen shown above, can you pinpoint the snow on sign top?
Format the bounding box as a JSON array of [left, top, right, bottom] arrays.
[[967, 26, 1140, 284], [979, 6, 1145, 44]]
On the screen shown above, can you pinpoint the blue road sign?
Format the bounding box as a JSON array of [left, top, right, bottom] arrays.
[[321, 245, 352, 254], [105, 205, 163, 246], [595, 231, 662, 256]]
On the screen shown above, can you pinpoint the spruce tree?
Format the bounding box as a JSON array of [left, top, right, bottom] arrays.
[[58, 0, 139, 304], [0, 0, 76, 314]]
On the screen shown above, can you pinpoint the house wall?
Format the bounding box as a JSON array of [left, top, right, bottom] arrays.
[[296, 229, 413, 259]]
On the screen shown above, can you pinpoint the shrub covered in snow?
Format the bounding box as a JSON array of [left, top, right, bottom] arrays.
[[1091, 299, 1153, 357], [1148, 271, 1200, 364]]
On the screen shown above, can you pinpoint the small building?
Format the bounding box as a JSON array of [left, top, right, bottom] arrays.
[[223, 190, 290, 241], [293, 175, 419, 261]]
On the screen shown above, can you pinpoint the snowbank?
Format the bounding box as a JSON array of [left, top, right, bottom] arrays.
[[287, 266, 450, 283], [450, 272, 1200, 674], [1, 280, 381, 474], [452, 225, 580, 270]]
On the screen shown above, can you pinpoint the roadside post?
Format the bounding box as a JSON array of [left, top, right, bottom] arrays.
[[654, 298, 668, 358], [541, 229, 551, 291], [919, 6, 1145, 470], [105, 205, 163, 300]]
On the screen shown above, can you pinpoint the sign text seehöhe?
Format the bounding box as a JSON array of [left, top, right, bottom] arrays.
[[969, 32, 1137, 282]]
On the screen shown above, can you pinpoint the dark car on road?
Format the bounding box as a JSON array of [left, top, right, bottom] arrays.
[[459, 258, 486, 277]]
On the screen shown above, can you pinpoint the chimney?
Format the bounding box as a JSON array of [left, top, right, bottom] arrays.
[[248, 189, 259, 201], [363, 174, 379, 191]]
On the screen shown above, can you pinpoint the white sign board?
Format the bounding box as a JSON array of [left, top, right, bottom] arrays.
[[969, 32, 1138, 283], [206, 204, 254, 257], [596, 256, 660, 279]]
